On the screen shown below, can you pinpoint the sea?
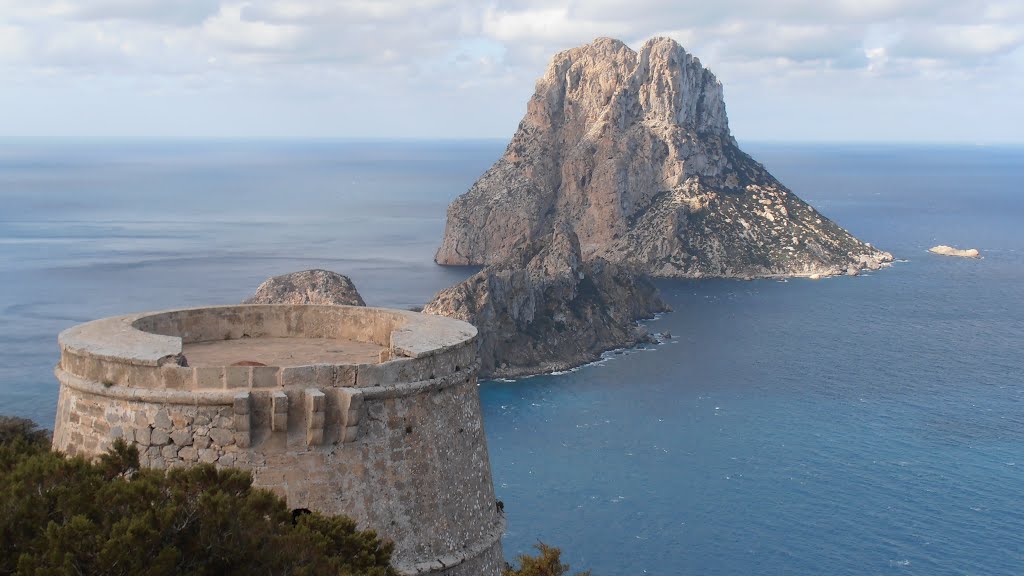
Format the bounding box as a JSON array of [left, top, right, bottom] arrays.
[[1, 140, 1021, 575]]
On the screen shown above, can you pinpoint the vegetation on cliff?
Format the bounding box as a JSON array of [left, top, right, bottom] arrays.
[[0, 416, 397, 576], [503, 543, 591, 576]]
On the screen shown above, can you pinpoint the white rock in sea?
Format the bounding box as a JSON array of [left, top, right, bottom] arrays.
[[929, 245, 980, 258]]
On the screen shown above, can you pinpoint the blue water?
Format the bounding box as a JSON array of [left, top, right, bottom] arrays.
[[1, 141, 1022, 575]]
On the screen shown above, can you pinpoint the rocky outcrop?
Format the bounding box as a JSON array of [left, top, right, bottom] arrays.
[[424, 227, 668, 379], [244, 270, 365, 306], [929, 245, 980, 258], [435, 37, 892, 278]]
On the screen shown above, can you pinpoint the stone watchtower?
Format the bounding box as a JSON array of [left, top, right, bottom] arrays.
[[52, 304, 505, 575]]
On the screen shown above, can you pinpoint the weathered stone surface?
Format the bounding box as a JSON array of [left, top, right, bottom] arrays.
[[426, 226, 668, 378], [170, 429, 193, 446], [243, 269, 366, 306], [208, 427, 233, 446], [52, 304, 501, 576], [151, 429, 170, 446], [435, 36, 892, 279], [929, 245, 980, 258]]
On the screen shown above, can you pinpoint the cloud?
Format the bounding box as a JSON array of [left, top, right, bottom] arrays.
[[3, 0, 1020, 76], [891, 24, 1024, 59], [202, 3, 303, 53], [65, 0, 222, 25], [0, 0, 1021, 140]]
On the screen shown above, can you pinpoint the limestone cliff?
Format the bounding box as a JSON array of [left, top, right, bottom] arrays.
[[424, 227, 668, 379], [244, 270, 365, 306], [436, 37, 892, 278]]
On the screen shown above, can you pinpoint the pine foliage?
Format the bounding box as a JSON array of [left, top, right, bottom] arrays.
[[0, 417, 397, 576]]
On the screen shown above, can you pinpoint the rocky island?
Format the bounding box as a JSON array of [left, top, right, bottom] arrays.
[[929, 245, 980, 258], [256, 39, 895, 380], [243, 269, 365, 306], [436, 37, 892, 279], [424, 226, 667, 378]]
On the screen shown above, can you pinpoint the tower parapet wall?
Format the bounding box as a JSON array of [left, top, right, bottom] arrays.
[[53, 305, 505, 576]]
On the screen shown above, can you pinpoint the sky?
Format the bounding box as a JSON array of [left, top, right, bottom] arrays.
[[0, 0, 1022, 143]]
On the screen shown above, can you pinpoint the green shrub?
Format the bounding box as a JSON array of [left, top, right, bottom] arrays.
[[503, 543, 591, 576], [0, 418, 397, 576]]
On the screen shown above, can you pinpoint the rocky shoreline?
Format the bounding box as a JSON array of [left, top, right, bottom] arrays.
[[424, 227, 668, 379]]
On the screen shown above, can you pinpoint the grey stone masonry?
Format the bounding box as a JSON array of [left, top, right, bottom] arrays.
[[52, 304, 504, 576]]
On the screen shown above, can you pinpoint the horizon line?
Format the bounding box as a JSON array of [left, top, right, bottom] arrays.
[[0, 135, 1021, 148]]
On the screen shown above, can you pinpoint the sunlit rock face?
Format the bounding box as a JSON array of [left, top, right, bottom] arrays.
[[436, 37, 892, 278]]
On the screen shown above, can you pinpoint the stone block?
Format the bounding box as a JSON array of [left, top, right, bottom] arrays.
[[209, 428, 234, 447], [251, 366, 279, 388], [233, 392, 251, 415], [334, 365, 357, 387], [233, 392, 251, 444], [271, 392, 288, 433], [193, 367, 223, 389], [280, 365, 315, 388], [103, 363, 130, 387], [313, 364, 336, 388], [308, 412, 325, 429], [342, 426, 359, 443], [335, 388, 364, 430], [347, 408, 361, 427], [305, 389, 325, 413], [151, 429, 170, 446], [171, 412, 193, 428], [306, 427, 324, 446], [170, 429, 193, 446], [135, 427, 152, 447], [126, 365, 159, 388], [355, 363, 384, 387], [198, 449, 219, 464], [161, 366, 193, 390], [224, 366, 250, 389], [305, 388, 325, 446], [403, 356, 434, 382], [235, 431, 251, 449], [178, 446, 197, 462]]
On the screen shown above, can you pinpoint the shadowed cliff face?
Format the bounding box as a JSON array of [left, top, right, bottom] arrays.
[[435, 36, 892, 278], [424, 227, 668, 379]]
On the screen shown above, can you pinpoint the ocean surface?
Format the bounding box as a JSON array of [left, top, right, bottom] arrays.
[[1, 140, 1022, 575]]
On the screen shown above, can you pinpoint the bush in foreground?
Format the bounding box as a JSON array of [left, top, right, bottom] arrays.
[[503, 543, 591, 576], [0, 416, 397, 576], [1, 417, 591, 576]]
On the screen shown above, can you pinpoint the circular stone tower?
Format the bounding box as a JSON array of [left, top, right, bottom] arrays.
[[52, 304, 505, 576]]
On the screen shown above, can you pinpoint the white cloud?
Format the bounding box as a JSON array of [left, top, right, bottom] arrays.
[[202, 3, 302, 52], [0, 25, 27, 60], [893, 24, 1023, 59], [0, 0, 1021, 141]]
